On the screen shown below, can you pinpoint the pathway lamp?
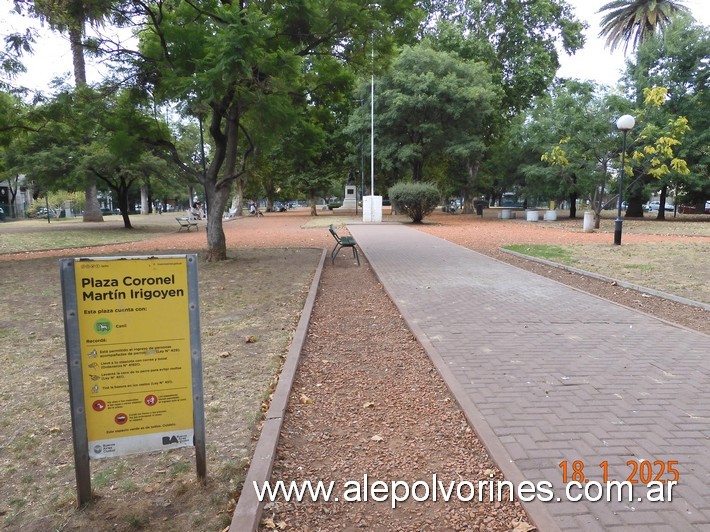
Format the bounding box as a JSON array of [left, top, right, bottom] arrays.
[[614, 114, 635, 245]]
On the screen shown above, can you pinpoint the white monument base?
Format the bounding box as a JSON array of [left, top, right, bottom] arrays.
[[363, 195, 382, 223]]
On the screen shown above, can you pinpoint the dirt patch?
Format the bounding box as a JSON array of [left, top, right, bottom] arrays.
[[0, 247, 321, 531], [547, 241, 710, 305]]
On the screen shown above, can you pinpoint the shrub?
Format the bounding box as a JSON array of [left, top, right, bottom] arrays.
[[388, 182, 440, 223]]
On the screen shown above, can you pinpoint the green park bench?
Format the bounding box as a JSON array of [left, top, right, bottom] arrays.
[[329, 224, 360, 266]]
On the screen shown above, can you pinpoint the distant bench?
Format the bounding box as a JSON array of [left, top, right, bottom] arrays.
[[176, 216, 199, 231]]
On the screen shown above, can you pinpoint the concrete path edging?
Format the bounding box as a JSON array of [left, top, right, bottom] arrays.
[[229, 249, 327, 532]]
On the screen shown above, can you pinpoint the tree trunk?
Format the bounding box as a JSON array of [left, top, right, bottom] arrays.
[[140, 185, 149, 214], [309, 193, 318, 216], [461, 158, 481, 214], [230, 178, 245, 217], [69, 25, 87, 86], [117, 183, 133, 229], [569, 191, 578, 219], [625, 177, 645, 218], [202, 97, 245, 261], [69, 23, 103, 223], [204, 194, 229, 261], [83, 182, 104, 222], [656, 184, 668, 220], [412, 160, 424, 182]]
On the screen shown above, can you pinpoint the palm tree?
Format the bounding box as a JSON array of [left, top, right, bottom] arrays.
[[597, 0, 690, 54], [29, 0, 116, 221]]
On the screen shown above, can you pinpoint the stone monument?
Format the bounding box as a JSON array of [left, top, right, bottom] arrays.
[[333, 185, 358, 214]]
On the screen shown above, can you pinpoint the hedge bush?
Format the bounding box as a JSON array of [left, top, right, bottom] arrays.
[[388, 182, 440, 223]]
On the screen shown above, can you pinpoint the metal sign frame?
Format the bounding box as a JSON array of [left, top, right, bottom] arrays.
[[60, 254, 205, 506]]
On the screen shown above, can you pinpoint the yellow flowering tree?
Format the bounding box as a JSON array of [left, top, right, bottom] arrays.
[[623, 86, 691, 218]]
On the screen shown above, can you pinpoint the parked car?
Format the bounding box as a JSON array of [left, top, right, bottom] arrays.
[[645, 200, 674, 212], [35, 207, 59, 218]]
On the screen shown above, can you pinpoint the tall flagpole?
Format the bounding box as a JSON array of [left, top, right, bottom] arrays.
[[370, 32, 375, 223]]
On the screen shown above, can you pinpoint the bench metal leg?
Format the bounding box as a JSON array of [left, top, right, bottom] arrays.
[[332, 243, 359, 266]]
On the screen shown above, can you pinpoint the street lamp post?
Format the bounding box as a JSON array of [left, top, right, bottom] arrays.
[[614, 114, 635, 246]]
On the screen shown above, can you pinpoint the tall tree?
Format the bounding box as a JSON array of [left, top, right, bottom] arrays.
[[597, 0, 690, 54], [14, 0, 124, 221], [421, 0, 584, 211], [526, 80, 622, 221], [623, 87, 690, 219], [126, 0, 417, 261], [426, 0, 585, 116], [361, 42, 498, 213], [629, 15, 710, 214]]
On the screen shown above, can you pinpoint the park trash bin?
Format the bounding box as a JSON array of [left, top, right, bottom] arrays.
[[583, 210, 595, 232]]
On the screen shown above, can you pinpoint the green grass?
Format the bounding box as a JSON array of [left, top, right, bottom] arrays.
[[169, 462, 191, 477], [504, 244, 578, 264], [0, 229, 160, 253], [93, 463, 127, 489], [621, 263, 656, 271]]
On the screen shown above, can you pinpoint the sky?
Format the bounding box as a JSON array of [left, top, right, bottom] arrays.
[[556, 0, 710, 85], [2, 0, 710, 92]]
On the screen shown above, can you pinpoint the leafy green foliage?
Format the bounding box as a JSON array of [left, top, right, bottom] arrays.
[[629, 15, 710, 207], [366, 42, 498, 187], [127, 0, 419, 259], [518, 80, 624, 217], [425, 0, 585, 115], [388, 181, 440, 223]]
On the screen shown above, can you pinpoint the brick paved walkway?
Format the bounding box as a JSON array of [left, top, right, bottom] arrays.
[[347, 223, 710, 532]]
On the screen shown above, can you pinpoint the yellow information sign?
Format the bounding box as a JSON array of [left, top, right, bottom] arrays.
[[73, 256, 195, 458]]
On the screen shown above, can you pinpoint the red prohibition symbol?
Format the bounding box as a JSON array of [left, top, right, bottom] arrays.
[[145, 394, 158, 407], [92, 400, 107, 412], [114, 413, 128, 425]]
